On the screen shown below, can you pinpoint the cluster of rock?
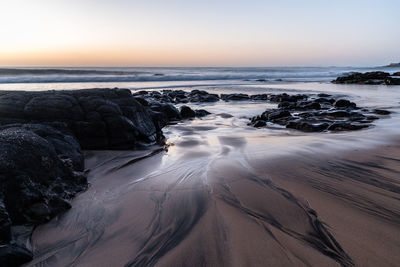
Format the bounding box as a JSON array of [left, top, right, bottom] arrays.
[[249, 93, 390, 132], [133, 88, 275, 104], [132, 90, 212, 120], [332, 71, 400, 85], [0, 88, 209, 266]]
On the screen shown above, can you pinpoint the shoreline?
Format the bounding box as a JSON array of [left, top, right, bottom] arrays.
[[25, 131, 400, 266], [0, 81, 398, 266]]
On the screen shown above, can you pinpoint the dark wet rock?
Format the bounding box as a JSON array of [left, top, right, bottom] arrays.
[[297, 101, 321, 110], [269, 93, 307, 103], [393, 72, 400, 76], [255, 79, 268, 82], [0, 243, 33, 267], [332, 71, 400, 85], [314, 98, 335, 104], [373, 109, 391, 115], [150, 103, 181, 121], [180, 105, 196, 119], [334, 99, 357, 108], [195, 109, 211, 117], [250, 94, 269, 100], [278, 101, 295, 109], [220, 94, 250, 101], [332, 71, 390, 84], [250, 93, 385, 132], [384, 77, 400, 85], [286, 120, 329, 132], [218, 113, 233, 118], [0, 89, 162, 149], [189, 90, 219, 103], [317, 93, 332, 97], [328, 122, 369, 131], [0, 124, 87, 266], [134, 97, 149, 106], [253, 120, 267, 127], [267, 110, 291, 120], [322, 110, 352, 118]]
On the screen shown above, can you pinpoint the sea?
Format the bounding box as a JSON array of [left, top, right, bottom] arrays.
[[0, 66, 399, 91]]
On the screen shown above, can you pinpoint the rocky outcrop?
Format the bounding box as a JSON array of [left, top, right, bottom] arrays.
[[249, 93, 390, 132], [332, 71, 400, 85], [0, 123, 87, 266], [0, 89, 164, 149]]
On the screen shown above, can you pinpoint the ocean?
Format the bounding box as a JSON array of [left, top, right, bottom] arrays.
[[0, 66, 399, 91]]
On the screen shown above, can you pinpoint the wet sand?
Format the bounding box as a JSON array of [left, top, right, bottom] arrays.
[[24, 133, 400, 267], [24, 83, 400, 266]]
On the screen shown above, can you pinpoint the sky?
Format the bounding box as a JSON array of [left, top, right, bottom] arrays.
[[0, 0, 399, 67]]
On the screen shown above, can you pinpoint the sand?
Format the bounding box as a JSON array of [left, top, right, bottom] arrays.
[[23, 129, 400, 267]]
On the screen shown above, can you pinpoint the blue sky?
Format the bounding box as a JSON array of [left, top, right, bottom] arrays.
[[0, 0, 399, 66]]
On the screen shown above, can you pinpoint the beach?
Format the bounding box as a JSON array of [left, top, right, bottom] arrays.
[[3, 74, 395, 266]]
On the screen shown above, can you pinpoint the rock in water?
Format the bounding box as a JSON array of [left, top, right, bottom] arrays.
[[332, 71, 400, 85], [180, 105, 196, 118]]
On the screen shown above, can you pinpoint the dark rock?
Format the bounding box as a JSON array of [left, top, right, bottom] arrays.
[[317, 93, 332, 97], [268, 110, 291, 120], [0, 124, 87, 265], [180, 105, 196, 119], [328, 122, 369, 131], [393, 72, 400, 76], [286, 121, 329, 132], [278, 102, 296, 109], [0, 244, 33, 267], [255, 79, 268, 82], [220, 94, 250, 101], [250, 94, 269, 100], [384, 77, 400, 85], [0, 201, 11, 244], [314, 98, 335, 104], [332, 71, 391, 84], [334, 99, 357, 108], [195, 109, 211, 117], [0, 89, 161, 149], [250, 93, 384, 133], [373, 109, 391, 115], [151, 103, 181, 121], [269, 93, 307, 103], [298, 101, 321, 110], [252, 120, 267, 127], [134, 97, 149, 106], [323, 111, 351, 118]]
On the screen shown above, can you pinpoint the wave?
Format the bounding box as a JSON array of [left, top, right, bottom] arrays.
[[0, 66, 398, 84]]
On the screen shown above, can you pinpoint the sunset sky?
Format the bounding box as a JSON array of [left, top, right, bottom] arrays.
[[0, 0, 399, 67]]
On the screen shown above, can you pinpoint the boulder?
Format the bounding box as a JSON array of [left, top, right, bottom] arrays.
[[195, 109, 211, 117], [286, 121, 329, 132], [220, 94, 250, 101], [334, 99, 357, 108], [332, 71, 391, 84], [0, 124, 87, 266], [180, 105, 196, 119], [252, 120, 267, 127], [0, 89, 161, 149], [373, 109, 391, 115]]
